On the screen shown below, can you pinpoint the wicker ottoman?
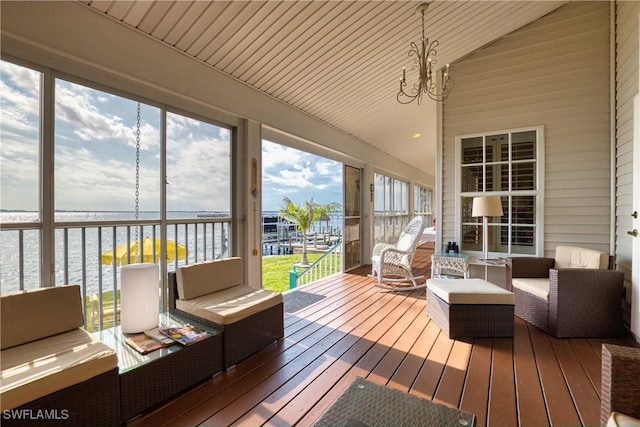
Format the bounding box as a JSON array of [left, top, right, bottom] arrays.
[[426, 278, 515, 338]]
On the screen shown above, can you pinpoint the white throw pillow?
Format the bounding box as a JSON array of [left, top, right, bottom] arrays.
[[607, 412, 640, 427]]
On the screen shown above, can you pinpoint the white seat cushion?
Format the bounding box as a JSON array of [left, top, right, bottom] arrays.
[[608, 412, 640, 427], [554, 245, 609, 269], [427, 279, 515, 305], [0, 328, 118, 410], [177, 284, 283, 325], [177, 257, 242, 299], [1, 285, 84, 350], [396, 232, 414, 251], [371, 254, 410, 269], [511, 278, 550, 300]]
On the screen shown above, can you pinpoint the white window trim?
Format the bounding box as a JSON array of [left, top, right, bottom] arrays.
[[454, 125, 545, 257], [373, 172, 411, 244], [413, 183, 434, 222]]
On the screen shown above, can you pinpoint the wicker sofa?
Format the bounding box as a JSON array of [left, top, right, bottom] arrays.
[[601, 344, 640, 426], [0, 285, 120, 426], [169, 257, 284, 369], [506, 245, 624, 338]]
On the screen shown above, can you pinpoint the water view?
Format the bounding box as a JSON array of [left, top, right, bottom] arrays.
[[0, 210, 343, 295], [0, 211, 231, 295]]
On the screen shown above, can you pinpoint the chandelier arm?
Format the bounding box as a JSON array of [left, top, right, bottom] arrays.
[[443, 78, 454, 92], [427, 92, 446, 102], [426, 39, 439, 62], [407, 41, 422, 62], [425, 71, 454, 102], [398, 79, 426, 104], [397, 2, 453, 104], [397, 91, 421, 105]]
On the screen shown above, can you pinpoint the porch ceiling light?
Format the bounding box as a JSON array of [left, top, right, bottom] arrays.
[[397, 2, 454, 104]]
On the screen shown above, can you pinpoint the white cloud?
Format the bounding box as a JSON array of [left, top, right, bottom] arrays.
[[55, 85, 128, 140], [1, 63, 341, 213], [0, 63, 41, 210], [0, 66, 40, 133], [54, 82, 159, 151], [261, 140, 342, 210], [54, 145, 161, 211], [165, 113, 231, 211], [0, 61, 39, 97]]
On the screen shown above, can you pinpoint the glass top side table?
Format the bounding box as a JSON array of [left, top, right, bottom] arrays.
[[431, 253, 470, 279]]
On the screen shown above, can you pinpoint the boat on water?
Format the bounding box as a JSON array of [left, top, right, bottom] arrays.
[[260, 214, 342, 256]]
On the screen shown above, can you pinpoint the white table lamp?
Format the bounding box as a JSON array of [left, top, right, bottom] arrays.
[[472, 196, 504, 280], [120, 263, 159, 333]]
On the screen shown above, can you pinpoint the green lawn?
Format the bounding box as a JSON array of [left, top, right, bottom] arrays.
[[262, 252, 331, 292], [85, 289, 119, 332]]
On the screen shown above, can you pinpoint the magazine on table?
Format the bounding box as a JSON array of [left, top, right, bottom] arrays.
[[144, 327, 176, 345], [478, 257, 506, 265], [124, 333, 171, 354], [159, 324, 213, 346]]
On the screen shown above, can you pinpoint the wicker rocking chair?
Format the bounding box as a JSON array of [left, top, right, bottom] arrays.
[[370, 216, 426, 291]]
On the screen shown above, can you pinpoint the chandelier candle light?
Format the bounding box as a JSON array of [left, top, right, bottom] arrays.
[[397, 2, 454, 104]]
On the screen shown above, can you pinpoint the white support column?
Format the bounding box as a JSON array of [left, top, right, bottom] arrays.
[[362, 163, 374, 262], [41, 67, 55, 287], [242, 119, 263, 288]]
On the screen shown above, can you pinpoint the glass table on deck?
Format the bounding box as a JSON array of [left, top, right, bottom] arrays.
[[431, 252, 470, 279], [93, 312, 223, 422]]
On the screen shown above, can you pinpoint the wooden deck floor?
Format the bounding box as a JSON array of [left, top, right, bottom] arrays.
[[133, 243, 638, 427]]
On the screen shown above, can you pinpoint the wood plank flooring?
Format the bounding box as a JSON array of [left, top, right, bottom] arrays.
[[132, 243, 638, 427]]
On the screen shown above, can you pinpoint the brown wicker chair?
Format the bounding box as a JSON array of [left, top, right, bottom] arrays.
[[506, 246, 625, 338], [601, 344, 640, 426], [168, 267, 284, 370]]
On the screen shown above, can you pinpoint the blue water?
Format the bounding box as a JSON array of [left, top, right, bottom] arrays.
[[0, 211, 229, 295]]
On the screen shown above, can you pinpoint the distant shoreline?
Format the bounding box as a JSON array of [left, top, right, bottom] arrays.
[[0, 210, 231, 213]]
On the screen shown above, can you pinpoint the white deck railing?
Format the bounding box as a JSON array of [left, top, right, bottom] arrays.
[[1, 217, 231, 330], [289, 240, 342, 289]]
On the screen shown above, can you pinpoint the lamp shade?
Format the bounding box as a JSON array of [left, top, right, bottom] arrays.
[[120, 263, 159, 333], [472, 196, 503, 218]]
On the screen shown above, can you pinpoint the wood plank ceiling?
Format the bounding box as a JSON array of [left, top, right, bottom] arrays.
[[82, 0, 566, 175]]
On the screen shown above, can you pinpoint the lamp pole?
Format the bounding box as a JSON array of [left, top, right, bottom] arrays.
[[482, 215, 489, 280], [472, 196, 504, 282]]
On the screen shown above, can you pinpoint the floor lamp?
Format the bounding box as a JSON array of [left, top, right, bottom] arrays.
[[472, 196, 504, 280]]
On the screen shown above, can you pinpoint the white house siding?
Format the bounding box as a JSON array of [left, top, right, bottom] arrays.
[[441, 2, 611, 257], [615, 0, 639, 310]]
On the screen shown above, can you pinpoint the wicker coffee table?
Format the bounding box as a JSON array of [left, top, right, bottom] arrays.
[[426, 278, 515, 338], [313, 377, 475, 426], [93, 312, 223, 422]]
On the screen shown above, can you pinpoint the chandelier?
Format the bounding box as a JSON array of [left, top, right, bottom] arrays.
[[397, 2, 454, 104]]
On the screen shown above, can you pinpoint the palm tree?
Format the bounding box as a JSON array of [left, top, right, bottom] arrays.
[[279, 197, 341, 265]]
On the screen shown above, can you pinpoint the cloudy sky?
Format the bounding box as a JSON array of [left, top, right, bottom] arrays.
[[0, 60, 342, 214]]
